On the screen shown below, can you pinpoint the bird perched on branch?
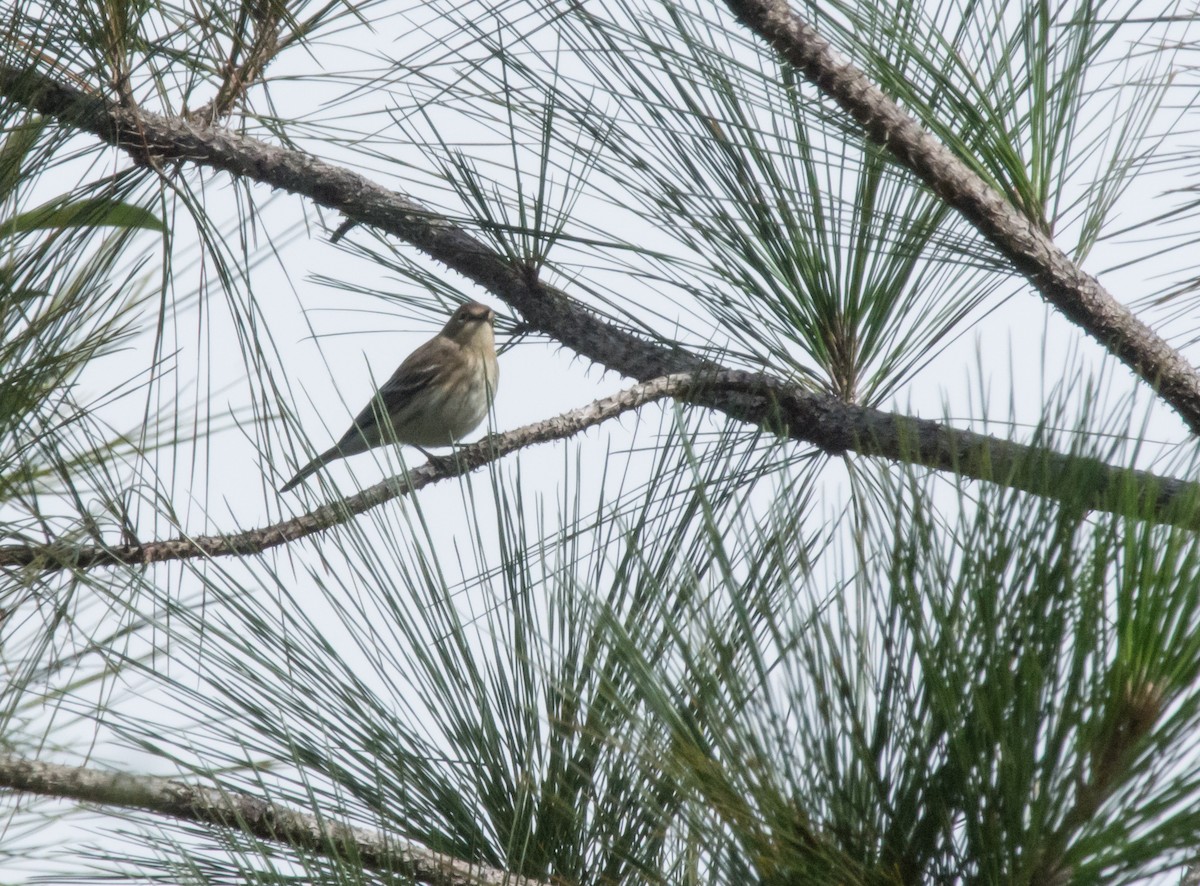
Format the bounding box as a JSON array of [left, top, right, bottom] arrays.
[[280, 301, 499, 492]]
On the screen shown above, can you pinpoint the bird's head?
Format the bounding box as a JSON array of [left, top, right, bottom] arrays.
[[441, 302, 496, 347]]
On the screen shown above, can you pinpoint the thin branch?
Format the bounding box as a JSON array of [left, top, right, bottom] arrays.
[[2, 372, 1198, 573], [0, 753, 546, 886], [188, 0, 286, 125], [718, 0, 1200, 435], [1032, 680, 1164, 883]]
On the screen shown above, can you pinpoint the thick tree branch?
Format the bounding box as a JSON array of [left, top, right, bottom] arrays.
[[0, 67, 1196, 540], [2, 373, 1198, 572], [719, 0, 1200, 435], [0, 753, 546, 886], [0, 65, 679, 384]]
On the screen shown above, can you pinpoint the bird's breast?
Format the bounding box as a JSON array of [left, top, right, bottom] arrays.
[[392, 346, 496, 446]]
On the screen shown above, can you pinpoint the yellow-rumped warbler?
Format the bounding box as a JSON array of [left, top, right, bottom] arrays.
[[280, 301, 499, 492]]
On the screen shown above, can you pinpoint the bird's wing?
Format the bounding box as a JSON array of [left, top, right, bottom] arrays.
[[336, 338, 452, 447]]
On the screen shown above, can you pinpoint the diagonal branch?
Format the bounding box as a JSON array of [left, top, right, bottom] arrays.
[[0, 65, 690, 384], [0, 68, 1196, 540], [718, 0, 1200, 435], [0, 753, 547, 886], [2, 372, 1198, 573], [6, 61, 1190, 443]]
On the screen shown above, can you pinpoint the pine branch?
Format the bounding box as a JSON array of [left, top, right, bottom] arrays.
[[187, 0, 286, 125], [0, 753, 546, 886], [1032, 680, 1164, 884], [1182, 861, 1200, 886], [0, 65, 697, 381], [0, 68, 1195, 540], [1, 372, 1197, 572], [718, 0, 1200, 435]]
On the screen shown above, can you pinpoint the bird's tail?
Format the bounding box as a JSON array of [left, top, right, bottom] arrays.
[[279, 449, 336, 493]]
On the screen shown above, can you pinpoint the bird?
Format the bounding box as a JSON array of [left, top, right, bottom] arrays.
[[279, 301, 499, 492]]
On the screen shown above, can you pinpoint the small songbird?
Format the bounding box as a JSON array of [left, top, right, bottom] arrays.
[[280, 301, 499, 492]]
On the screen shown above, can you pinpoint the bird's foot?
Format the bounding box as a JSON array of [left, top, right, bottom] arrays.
[[418, 447, 458, 473]]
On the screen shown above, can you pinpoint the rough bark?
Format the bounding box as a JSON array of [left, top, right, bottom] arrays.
[[3, 373, 1196, 572], [0, 753, 547, 886], [719, 0, 1200, 434]]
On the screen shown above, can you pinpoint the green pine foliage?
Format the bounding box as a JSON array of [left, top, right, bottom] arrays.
[[1, 0, 1199, 884]]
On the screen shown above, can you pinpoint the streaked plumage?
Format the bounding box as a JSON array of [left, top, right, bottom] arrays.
[[280, 302, 498, 492]]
